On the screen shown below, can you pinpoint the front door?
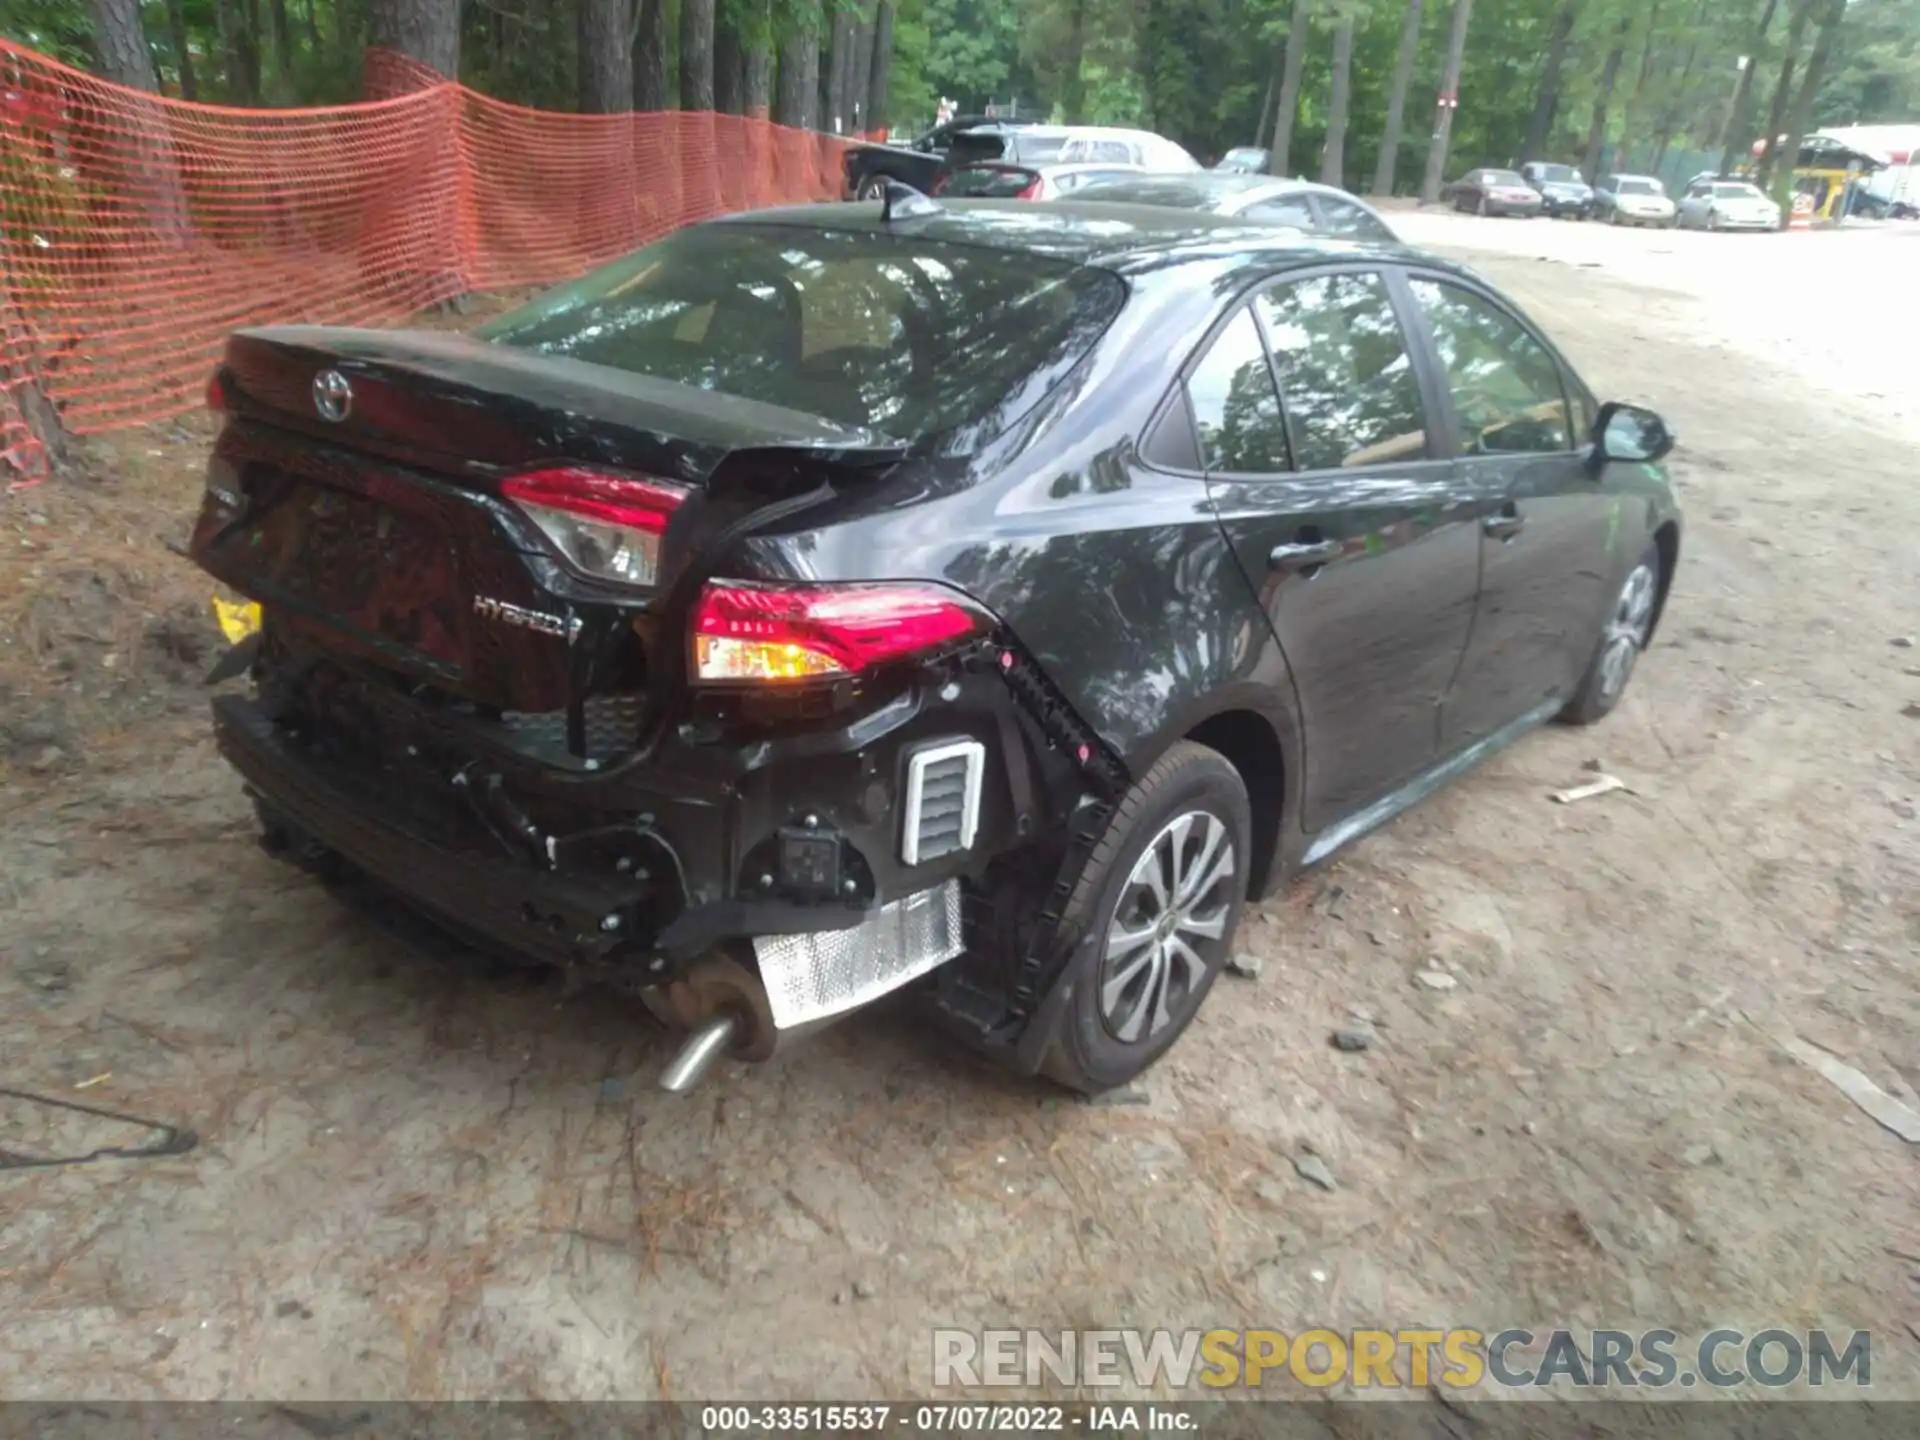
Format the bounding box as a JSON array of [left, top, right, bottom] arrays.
[[1200, 268, 1482, 833], [1399, 275, 1617, 751]]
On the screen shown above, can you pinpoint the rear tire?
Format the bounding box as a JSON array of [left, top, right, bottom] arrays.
[[1039, 742, 1252, 1095], [856, 175, 888, 202], [1476, 196, 1489, 217], [1559, 544, 1660, 726]]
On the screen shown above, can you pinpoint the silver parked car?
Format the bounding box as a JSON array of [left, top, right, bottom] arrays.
[[1593, 174, 1677, 227], [1676, 178, 1783, 231], [1060, 172, 1399, 242]]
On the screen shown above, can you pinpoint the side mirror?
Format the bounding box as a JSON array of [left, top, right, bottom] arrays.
[[1592, 401, 1675, 465]]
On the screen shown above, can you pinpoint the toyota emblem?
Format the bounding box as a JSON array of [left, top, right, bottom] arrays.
[[312, 369, 353, 422]]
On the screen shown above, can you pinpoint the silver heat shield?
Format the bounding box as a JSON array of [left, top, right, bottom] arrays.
[[752, 881, 965, 1030]]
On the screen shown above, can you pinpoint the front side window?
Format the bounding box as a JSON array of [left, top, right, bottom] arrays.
[[1409, 278, 1572, 456], [1185, 307, 1290, 474], [1255, 271, 1428, 471]]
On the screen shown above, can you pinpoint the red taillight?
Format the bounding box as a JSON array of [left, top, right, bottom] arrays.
[[205, 370, 227, 413], [1017, 178, 1042, 200], [501, 466, 687, 587], [692, 581, 987, 684]]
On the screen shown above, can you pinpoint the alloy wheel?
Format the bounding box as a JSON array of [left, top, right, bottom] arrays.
[[1098, 811, 1237, 1044], [1598, 562, 1657, 702]]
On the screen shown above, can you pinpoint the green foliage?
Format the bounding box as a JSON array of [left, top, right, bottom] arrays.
[[12, 0, 1916, 175]]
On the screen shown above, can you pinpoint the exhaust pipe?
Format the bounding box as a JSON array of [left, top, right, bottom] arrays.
[[658, 1014, 740, 1093]]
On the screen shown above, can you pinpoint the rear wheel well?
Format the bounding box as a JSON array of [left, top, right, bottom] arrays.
[[1184, 710, 1285, 900], [1650, 521, 1680, 639]]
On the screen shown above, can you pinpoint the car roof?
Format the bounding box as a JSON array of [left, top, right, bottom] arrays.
[[1066, 172, 1363, 210], [714, 197, 1427, 276]]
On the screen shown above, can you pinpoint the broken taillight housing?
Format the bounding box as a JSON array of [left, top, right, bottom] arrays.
[[501, 466, 686, 587], [692, 581, 988, 684]]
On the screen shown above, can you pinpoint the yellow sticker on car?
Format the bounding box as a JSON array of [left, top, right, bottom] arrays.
[[213, 596, 262, 644]]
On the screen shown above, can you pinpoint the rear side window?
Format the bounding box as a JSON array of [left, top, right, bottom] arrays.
[[479, 225, 1125, 446], [1255, 271, 1428, 470], [1409, 279, 1572, 455], [1243, 195, 1316, 228], [1315, 197, 1395, 243], [1185, 308, 1290, 473]]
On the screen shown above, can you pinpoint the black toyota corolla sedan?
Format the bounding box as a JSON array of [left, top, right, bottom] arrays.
[[189, 197, 1680, 1096]]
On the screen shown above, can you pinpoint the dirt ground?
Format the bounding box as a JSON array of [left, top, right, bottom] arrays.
[[1, 212, 1915, 1404]]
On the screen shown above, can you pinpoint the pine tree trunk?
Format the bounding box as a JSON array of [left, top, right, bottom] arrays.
[[91, 0, 161, 90], [1370, 0, 1421, 195], [680, 0, 715, 109], [368, 0, 462, 78], [580, 0, 633, 112], [1613, 1, 1662, 176], [1267, 1, 1311, 176], [1319, 18, 1355, 187], [1060, 0, 1088, 122], [1770, 0, 1845, 213], [1580, 16, 1629, 184], [633, 0, 671, 109], [164, 0, 198, 97], [1755, 0, 1813, 187], [714, 10, 745, 113], [1519, 0, 1577, 163], [1719, 0, 1779, 176], [270, 0, 292, 80], [746, 24, 775, 119], [865, 2, 892, 130], [825, 10, 855, 132], [775, 21, 820, 129], [1419, 0, 1472, 202], [850, 15, 874, 132]]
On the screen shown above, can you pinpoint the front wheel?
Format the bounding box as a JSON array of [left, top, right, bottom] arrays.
[[1039, 741, 1252, 1095], [1560, 545, 1660, 725]]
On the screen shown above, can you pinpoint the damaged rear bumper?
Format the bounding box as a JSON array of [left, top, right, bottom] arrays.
[[211, 666, 1025, 1041]]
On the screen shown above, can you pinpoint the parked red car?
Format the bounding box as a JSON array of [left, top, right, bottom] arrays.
[[1449, 168, 1544, 218]]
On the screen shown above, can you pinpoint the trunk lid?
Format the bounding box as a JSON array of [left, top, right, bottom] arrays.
[[193, 327, 901, 732]]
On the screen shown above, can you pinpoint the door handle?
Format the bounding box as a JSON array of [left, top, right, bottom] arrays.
[[1483, 508, 1525, 541], [1268, 538, 1344, 572]]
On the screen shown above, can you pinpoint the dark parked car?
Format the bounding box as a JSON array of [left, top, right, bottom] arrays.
[[1518, 161, 1594, 218], [1068, 172, 1399, 242], [189, 199, 1680, 1096], [841, 116, 1037, 200], [1450, 168, 1545, 217]]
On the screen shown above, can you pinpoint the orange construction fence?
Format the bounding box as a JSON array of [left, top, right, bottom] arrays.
[[0, 40, 873, 482]]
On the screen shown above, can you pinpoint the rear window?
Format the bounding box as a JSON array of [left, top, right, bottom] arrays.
[[1485, 170, 1527, 187], [478, 224, 1125, 445], [940, 166, 1037, 198], [1536, 164, 1580, 182], [1012, 134, 1068, 164], [1617, 178, 1662, 195]]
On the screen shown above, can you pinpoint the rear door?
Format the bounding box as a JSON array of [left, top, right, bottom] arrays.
[[1398, 273, 1613, 750], [1200, 267, 1482, 833]]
